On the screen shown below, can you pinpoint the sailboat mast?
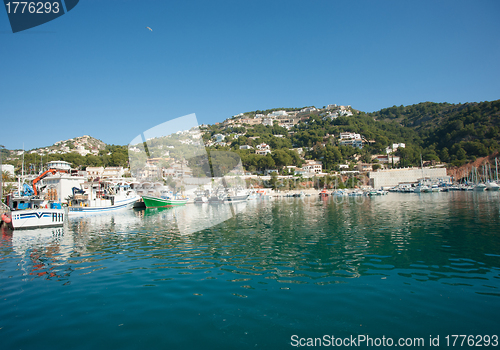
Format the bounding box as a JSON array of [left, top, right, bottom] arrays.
[[21, 144, 24, 180], [495, 158, 498, 182], [420, 154, 424, 183]]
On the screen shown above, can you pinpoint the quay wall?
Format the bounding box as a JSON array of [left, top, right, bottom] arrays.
[[369, 167, 448, 189]]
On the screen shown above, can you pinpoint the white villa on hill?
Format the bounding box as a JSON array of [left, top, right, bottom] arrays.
[[255, 143, 271, 156]]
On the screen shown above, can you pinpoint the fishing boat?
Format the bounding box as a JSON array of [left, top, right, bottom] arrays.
[[193, 189, 209, 203], [206, 187, 227, 203], [142, 189, 188, 208], [2, 184, 65, 230], [68, 181, 140, 215], [142, 195, 188, 207], [222, 188, 249, 203]]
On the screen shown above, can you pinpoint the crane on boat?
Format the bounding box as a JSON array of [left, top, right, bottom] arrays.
[[32, 169, 69, 196]]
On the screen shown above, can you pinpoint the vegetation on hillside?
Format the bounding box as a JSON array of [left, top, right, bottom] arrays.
[[369, 100, 500, 166], [6, 145, 129, 174], [3, 100, 499, 174]]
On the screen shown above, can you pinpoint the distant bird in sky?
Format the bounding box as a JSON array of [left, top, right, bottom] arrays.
[[146, 27, 153, 31]]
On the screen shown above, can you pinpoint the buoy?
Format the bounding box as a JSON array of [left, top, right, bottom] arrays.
[[1, 214, 12, 224]]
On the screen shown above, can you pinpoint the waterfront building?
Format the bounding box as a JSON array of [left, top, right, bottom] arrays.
[[40, 172, 86, 203], [1, 164, 15, 176], [368, 167, 450, 189], [103, 167, 125, 178]]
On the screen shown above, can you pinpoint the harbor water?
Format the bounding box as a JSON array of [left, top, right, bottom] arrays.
[[1, 191, 499, 349]]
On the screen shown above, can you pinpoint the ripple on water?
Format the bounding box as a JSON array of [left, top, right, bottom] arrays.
[[0, 193, 499, 348]]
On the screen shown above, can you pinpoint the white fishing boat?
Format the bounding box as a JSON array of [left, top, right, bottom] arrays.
[[222, 187, 249, 203], [2, 183, 65, 230], [68, 181, 140, 216]]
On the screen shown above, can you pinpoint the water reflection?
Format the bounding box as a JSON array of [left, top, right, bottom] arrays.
[[0, 192, 498, 294], [0, 225, 72, 281], [140, 200, 249, 235]]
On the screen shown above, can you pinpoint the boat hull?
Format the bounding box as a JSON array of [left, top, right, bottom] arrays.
[[486, 183, 500, 191], [473, 184, 487, 192], [142, 195, 188, 208], [6, 208, 65, 230], [223, 195, 249, 202], [68, 196, 140, 216]]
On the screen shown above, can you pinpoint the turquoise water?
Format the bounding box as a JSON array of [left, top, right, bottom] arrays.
[[1, 192, 499, 349]]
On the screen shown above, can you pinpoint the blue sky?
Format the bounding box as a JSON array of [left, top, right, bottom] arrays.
[[1, 0, 499, 150]]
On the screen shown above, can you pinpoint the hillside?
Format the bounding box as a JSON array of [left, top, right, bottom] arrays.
[[3, 136, 128, 171], [2, 100, 500, 174], [368, 100, 500, 166]]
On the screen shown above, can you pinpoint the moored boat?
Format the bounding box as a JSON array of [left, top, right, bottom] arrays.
[[319, 189, 329, 197], [68, 181, 140, 215], [473, 183, 487, 192], [222, 187, 249, 203], [486, 182, 500, 191], [193, 189, 209, 203], [414, 183, 430, 193], [3, 188, 65, 230], [142, 195, 188, 208]]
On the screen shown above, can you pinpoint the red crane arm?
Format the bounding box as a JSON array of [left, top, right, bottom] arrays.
[[32, 169, 68, 196]]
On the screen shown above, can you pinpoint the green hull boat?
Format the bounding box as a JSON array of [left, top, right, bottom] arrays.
[[142, 195, 188, 208]]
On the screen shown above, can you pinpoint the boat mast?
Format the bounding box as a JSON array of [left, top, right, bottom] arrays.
[[495, 158, 498, 182], [420, 154, 424, 184], [18, 144, 25, 194]]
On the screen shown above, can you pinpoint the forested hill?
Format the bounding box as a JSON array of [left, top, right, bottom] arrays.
[[3, 100, 499, 173], [368, 100, 500, 165], [206, 100, 500, 171]]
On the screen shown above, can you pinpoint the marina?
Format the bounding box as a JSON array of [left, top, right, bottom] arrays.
[[2, 1, 499, 348], [0, 191, 499, 349]]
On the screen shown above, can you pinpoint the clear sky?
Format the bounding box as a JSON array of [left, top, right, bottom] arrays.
[[1, 0, 499, 150]]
